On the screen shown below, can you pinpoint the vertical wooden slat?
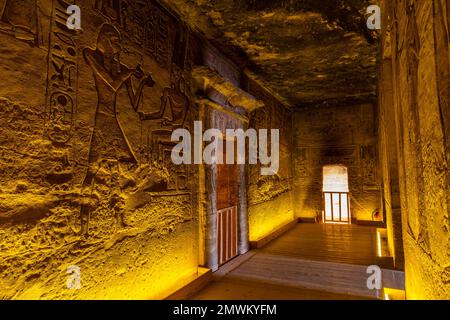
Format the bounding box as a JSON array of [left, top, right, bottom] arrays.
[[219, 211, 222, 265], [233, 207, 237, 258], [322, 192, 325, 223], [219, 209, 223, 265], [348, 194, 351, 224], [222, 211, 226, 263], [235, 207, 238, 257], [217, 206, 239, 266], [229, 208, 232, 260], [323, 192, 351, 224], [331, 193, 334, 221], [338, 192, 342, 222], [226, 209, 230, 261], [230, 208, 234, 260], [217, 210, 220, 265]]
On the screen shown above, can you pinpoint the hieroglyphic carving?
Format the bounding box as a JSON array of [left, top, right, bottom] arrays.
[[95, 0, 172, 69], [295, 148, 308, 178], [137, 19, 190, 171], [45, 0, 81, 145], [313, 148, 334, 166], [140, 68, 189, 127], [360, 144, 376, 184], [433, 0, 450, 241], [403, 0, 429, 248], [80, 23, 155, 234], [94, 0, 126, 24], [86, 0, 192, 196], [0, 0, 41, 45], [138, 64, 192, 191], [315, 146, 358, 167]]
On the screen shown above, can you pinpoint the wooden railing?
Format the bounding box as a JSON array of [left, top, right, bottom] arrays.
[[217, 206, 238, 265], [323, 192, 351, 223]]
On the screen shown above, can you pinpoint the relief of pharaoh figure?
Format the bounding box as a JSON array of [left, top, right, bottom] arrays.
[[0, 0, 38, 43], [80, 23, 155, 235]]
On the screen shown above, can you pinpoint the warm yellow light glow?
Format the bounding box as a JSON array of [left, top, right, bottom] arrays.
[[325, 193, 332, 221], [323, 165, 350, 223], [377, 231, 382, 257], [323, 165, 349, 192], [249, 193, 294, 241], [250, 213, 294, 242], [383, 288, 406, 300]]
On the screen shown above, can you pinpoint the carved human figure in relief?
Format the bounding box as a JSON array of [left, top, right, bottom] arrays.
[[138, 75, 189, 128], [0, 0, 38, 43], [80, 23, 155, 235], [95, 0, 122, 22], [137, 74, 190, 162]]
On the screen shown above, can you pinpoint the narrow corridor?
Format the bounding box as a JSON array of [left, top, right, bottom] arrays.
[[191, 223, 385, 300]]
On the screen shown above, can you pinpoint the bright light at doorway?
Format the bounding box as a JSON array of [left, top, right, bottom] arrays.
[[323, 165, 349, 192], [323, 165, 350, 223]]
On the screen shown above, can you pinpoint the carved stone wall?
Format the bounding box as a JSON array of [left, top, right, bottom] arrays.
[[377, 0, 404, 270], [245, 79, 294, 242], [0, 0, 199, 299], [201, 102, 249, 270], [196, 34, 295, 244], [380, 0, 450, 299], [293, 103, 380, 222]]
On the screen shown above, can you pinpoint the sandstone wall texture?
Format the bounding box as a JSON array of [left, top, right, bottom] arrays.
[[0, 0, 200, 299], [380, 0, 450, 298], [378, 0, 404, 270], [0, 0, 297, 298], [191, 29, 296, 244], [245, 80, 294, 242], [293, 103, 380, 222]]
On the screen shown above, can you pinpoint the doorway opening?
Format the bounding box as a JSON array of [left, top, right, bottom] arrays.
[[322, 165, 351, 224], [216, 138, 240, 266]]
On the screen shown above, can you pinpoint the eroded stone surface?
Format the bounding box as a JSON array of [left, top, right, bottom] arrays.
[[164, 0, 377, 106]]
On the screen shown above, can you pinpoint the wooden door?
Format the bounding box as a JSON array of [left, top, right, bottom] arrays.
[[217, 206, 238, 265], [216, 142, 240, 265]]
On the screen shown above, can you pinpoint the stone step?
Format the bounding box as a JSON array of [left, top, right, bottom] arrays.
[[227, 253, 383, 298]]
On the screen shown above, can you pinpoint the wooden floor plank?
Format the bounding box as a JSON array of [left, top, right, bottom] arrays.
[[192, 223, 380, 300], [261, 223, 378, 266]]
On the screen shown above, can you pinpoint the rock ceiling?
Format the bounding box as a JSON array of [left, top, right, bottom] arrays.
[[164, 0, 378, 107]]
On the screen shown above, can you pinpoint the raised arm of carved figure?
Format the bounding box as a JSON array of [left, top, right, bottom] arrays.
[[125, 69, 155, 112], [83, 48, 124, 89], [137, 87, 169, 121]]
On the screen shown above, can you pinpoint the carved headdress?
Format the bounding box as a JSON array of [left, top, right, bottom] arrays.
[[96, 23, 122, 56]]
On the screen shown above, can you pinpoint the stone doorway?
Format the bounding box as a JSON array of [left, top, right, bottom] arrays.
[[322, 165, 351, 224]]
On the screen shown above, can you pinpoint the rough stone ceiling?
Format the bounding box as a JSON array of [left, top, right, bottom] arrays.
[[164, 0, 378, 107]]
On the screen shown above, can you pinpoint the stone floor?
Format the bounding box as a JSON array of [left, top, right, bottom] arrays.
[[191, 223, 382, 300]]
